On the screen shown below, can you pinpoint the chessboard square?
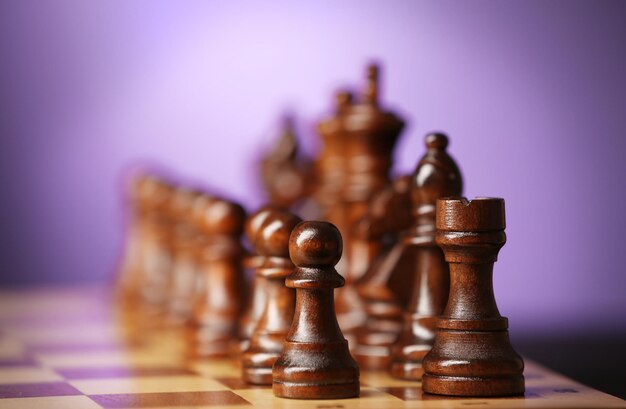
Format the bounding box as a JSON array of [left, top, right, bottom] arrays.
[[10, 323, 121, 344], [0, 336, 26, 359], [69, 375, 228, 395], [145, 330, 188, 352], [0, 366, 64, 384], [56, 366, 197, 380], [229, 388, 275, 407], [360, 370, 420, 388], [25, 341, 137, 354], [89, 390, 251, 408], [0, 288, 100, 320], [377, 386, 425, 401], [190, 360, 241, 378], [214, 377, 267, 390], [0, 357, 38, 367], [234, 387, 399, 408], [355, 388, 402, 401], [36, 351, 185, 368], [0, 395, 101, 409], [0, 381, 82, 399]]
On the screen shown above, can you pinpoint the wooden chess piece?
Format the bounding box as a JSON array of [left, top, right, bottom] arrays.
[[273, 221, 359, 399], [352, 175, 414, 369], [260, 116, 313, 209], [135, 175, 174, 312], [422, 197, 524, 397], [315, 63, 405, 336], [389, 133, 463, 380], [238, 206, 281, 348], [189, 196, 247, 357], [165, 187, 202, 324], [242, 210, 301, 384], [117, 173, 150, 305]]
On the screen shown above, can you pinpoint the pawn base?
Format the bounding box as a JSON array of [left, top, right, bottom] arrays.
[[242, 367, 273, 385], [187, 325, 238, 358], [273, 381, 360, 400], [241, 349, 281, 385], [272, 340, 360, 399]]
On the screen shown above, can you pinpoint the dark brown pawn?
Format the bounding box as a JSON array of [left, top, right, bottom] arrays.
[[273, 221, 359, 399], [238, 206, 280, 348], [242, 210, 301, 384], [189, 196, 246, 357], [422, 197, 524, 397], [389, 133, 463, 380]]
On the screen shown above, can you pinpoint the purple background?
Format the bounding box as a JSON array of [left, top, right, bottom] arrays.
[[1, 1, 625, 336]]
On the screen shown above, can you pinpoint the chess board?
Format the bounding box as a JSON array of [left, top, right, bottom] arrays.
[[0, 287, 623, 409]]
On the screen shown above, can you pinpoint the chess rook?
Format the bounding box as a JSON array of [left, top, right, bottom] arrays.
[[273, 221, 360, 399], [422, 197, 524, 397], [242, 209, 301, 384], [389, 133, 463, 380]]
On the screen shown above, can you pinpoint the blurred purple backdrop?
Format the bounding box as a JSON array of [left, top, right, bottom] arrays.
[[0, 0, 624, 336]]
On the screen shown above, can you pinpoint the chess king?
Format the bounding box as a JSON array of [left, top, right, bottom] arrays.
[[314, 63, 405, 335]]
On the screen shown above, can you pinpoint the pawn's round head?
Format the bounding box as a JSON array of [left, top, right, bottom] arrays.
[[425, 132, 449, 150], [256, 211, 302, 257], [245, 206, 281, 244], [289, 221, 343, 267], [196, 198, 245, 236]]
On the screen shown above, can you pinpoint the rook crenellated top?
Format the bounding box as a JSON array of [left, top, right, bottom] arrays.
[[436, 197, 505, 232]]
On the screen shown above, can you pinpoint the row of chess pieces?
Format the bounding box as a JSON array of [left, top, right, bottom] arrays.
[[116, 165, 524, 399], [117, 63, 524, 399]]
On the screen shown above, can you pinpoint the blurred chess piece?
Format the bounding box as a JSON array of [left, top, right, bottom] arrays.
[[189, 195, 247, 357], [389, 133, 463, 380], [117, 173, 150, 305], [242, 209, 301, 384], [165, 187, 202, 325], [260, 116, 313, 210], [314, 63, 405, 336], [238, 206, 281, 351], [118, 174, 174, 313], [352, 174, 414, 368]]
